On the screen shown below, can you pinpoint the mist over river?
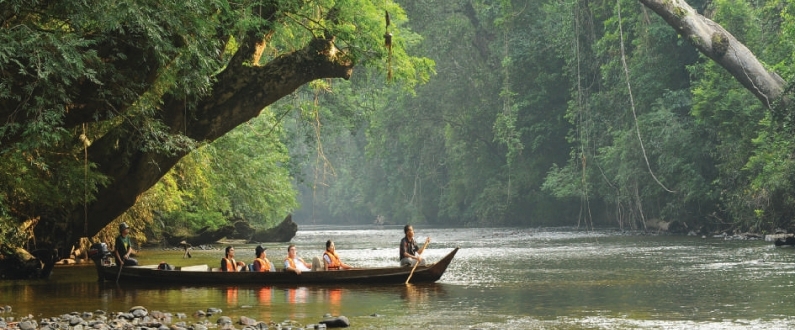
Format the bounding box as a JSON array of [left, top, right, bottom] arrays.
[[3, 226, 795, 329]]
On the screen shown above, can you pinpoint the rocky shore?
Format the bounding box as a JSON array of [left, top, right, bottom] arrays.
[[0, 306, 349, 330]]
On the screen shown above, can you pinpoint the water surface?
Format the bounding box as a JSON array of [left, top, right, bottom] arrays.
[[2, 226, 795, 329]]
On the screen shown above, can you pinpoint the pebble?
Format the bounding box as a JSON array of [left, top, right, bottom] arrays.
[[216, 316, 232, 326], [18, 321, 34, 330], [0, 305, 352, 330], [130, 306, 148, 318]]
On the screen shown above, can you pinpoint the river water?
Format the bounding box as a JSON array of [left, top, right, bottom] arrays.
[[2, 226, 795, 329]]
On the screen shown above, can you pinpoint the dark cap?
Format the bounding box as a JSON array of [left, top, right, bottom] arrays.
[[119, 223, 130, 232], [255, 245, 267, 255]]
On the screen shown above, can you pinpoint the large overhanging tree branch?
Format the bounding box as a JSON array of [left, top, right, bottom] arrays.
[[638, 0, 787, 108], [24, 6, 355, 246], [2, 0, 424, 254], [42, 36, 353, 243]]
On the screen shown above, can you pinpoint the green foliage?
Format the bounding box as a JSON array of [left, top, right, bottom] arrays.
[[6, 0, 795, 238], [297, 0, 795, 231], [0, 217, 29, 248], [0, 0, 435, 246], [291, 0, 577, 226], [146, 111, 298, 233]]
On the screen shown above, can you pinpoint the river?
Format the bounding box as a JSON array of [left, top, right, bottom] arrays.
[[2, 226, 795, 329]]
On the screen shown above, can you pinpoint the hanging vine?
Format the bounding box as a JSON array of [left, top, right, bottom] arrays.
[[616, 0, 675, 195]]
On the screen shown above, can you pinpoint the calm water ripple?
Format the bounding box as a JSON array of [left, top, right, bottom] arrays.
[[2, 226, 795, 329]]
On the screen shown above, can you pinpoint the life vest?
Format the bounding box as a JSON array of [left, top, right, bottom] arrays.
[[324, 251, 342, 270], [285, 257, 296, 269], [254, 258, 271, 272], [223, 257, 237, 272]]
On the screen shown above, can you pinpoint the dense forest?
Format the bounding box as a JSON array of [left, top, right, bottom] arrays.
[[294, 0, 795, 234], [2, 0, 794, 254]]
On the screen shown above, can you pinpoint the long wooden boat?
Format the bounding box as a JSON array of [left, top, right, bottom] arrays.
[[100, 248, 458, 285]]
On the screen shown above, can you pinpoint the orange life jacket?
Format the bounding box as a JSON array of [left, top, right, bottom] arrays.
[[253, 258, 271, 272], [223, 257, 237, 272], [285, 257, 296, 269], [324, 251, 342, 270]]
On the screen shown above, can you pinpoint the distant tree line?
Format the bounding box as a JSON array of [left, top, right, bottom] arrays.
[[294, 0, 795, 235], [2, 0, 794, 255]]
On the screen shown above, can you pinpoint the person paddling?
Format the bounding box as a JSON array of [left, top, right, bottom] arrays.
[[399, 225, 430, 267], [114, 223, 138, 266]]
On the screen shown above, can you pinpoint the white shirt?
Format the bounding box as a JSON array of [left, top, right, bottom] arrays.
[[284, 257, 311, 271]]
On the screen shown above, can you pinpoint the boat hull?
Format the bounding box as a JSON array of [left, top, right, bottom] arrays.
[[101, 248, 458, 285]]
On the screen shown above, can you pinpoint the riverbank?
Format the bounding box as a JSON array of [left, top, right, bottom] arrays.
[[0, 305, 347, 330], [4, 227, 795, 329]]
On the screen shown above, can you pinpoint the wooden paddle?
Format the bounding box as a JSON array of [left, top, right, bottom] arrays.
[[405, 237, 430, 284], [115, 259, 123, 283]]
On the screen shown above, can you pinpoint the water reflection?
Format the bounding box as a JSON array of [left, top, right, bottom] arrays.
[[257, 287, 272, 320], [224, 287, 238, 304], [324, 288, 342, 315], [284, 286, 308, 304], [400, 283, 447, 305], [400, 284, 427, 304], [257, 287, 272, 305], [6, 227, 795, 329]]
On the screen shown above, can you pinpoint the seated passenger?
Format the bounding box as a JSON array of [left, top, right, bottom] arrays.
[[221, 245, 246, 272], [284, 244, 313, 274], [252, 245, 274, 272], [323, 240, 353, 270]]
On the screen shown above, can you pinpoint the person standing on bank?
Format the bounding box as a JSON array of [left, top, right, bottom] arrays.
[[221, 246, 246, 272], [114, 223, 138, 266], [400, 224, 430, 267], [252, 245, 274, 272]]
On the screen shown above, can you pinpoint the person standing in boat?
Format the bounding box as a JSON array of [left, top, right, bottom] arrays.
[[323, 240, 353, 270], [400, 224, 430, 267], [114, 222, 138, 266], [252, 245, 274, 272], [221, 246, 246, 272], [284, 244, 314, 274]]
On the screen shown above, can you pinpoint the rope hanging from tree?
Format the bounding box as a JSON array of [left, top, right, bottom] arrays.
[[384, 10, 393, 81], [79, 124, 92, 235]]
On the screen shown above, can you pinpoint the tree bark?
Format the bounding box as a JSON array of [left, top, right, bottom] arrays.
[[638, 0, 787, 109], [35, 36, 353, 249]]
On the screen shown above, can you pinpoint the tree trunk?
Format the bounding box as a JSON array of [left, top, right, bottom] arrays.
[[638, 0, 787, 109], [34, 37, 353, 250]]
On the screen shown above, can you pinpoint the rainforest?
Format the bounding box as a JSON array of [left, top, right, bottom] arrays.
[[2, 0, 794, 257]]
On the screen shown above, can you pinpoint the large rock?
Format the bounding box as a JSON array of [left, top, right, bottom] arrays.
[[161, 215, 297, 247], [230, 221, 255, 240], [0, 246, 58, 279], [163, 225, 235, 247], [643, 219, 688, 234], [248, 214, 298, 243], [319, 315, 350, 328]]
